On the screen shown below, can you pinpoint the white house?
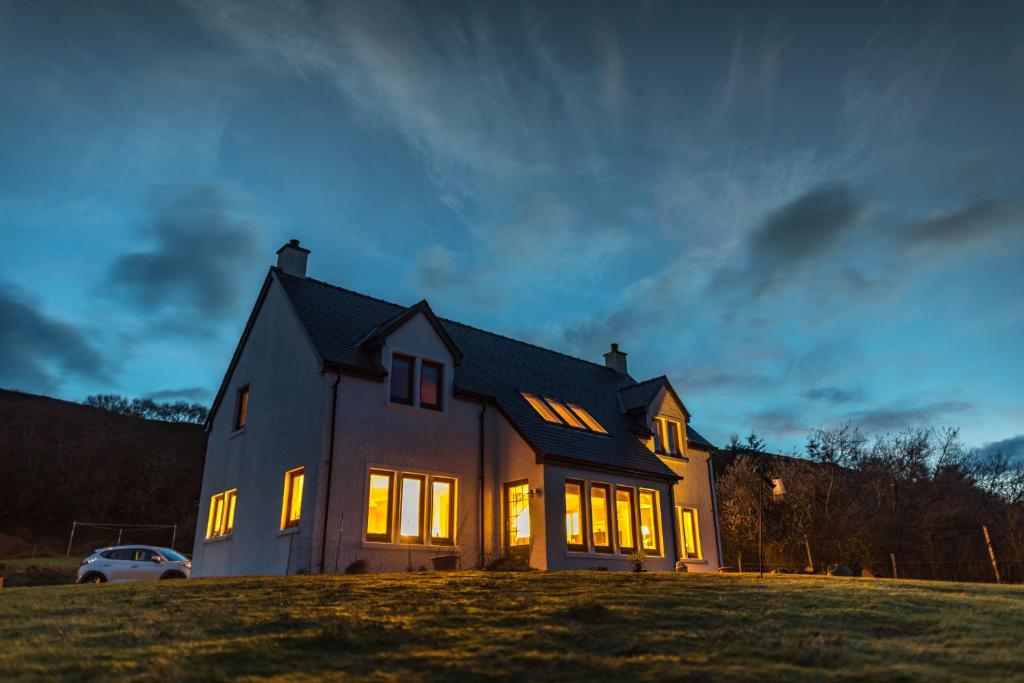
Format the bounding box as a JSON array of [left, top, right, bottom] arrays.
[[191, 240, 723, 575]]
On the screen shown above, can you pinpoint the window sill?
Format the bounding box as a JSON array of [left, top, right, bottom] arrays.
[[362, 540, 461, 551], [277, 527, 300, 537], [387, 401, 449, 418], [679, 558, 706, 564], [564, 549, 665, 560], [205, 534, 233, 544], [228, 427, 246, 439]]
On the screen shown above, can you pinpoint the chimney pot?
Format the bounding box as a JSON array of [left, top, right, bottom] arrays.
[[603, 342, 628, 374], [276, 239, 310, 277]]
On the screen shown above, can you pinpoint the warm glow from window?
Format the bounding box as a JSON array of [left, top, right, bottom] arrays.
[[507, 482, 531, 547], [280, 467, 304, 530], [235, 386, 249, 430], [568, 404, 607, 433], [590, 484, 611, 551], [548, 399, 585, 429], [615, 488, 635, 551], [565, 481, 584, 549], [679, 507, 701, 559], [206, 489, 237, 539], [639, 489, 661, 554], [653, 417, 682, 455], [366, 470, 394, 541], [399, 475, 425, 543], [430, 478, 455, 544], [521, 392, 562, 424]]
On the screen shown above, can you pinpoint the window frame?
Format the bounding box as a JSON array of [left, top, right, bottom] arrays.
[[589, 482, 614, 553], [614, 486, 638, 553], [564, 478, 588, 552], [397, 473, 427, 544], [568, 403, 607, 433], [504, 479, 531, 553], [665, 420, 682, 456], [206, 492, 225, 539], [365, 469, 396, 543], [234, 385, 249, 431], [547, 399, 585, 429], [520, 392, 563, 424], [280, 467, 304, 530], [638, 488, 663, 556], [429, 476, 456, 546], [389, 354, 415, 405], [677, 506, 702, 560], [419, 360, 444, 411], [652, 417, 665, 453]]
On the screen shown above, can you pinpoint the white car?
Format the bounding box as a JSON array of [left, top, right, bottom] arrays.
[[77, 545, 191, 583]]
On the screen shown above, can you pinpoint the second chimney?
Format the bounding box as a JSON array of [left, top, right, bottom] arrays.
[[276, 239, 310, 277], [603, 343, 628, 374]]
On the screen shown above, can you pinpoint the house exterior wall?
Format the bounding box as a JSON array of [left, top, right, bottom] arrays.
[[648, 387, 722, 572], [192, 275, 330, 577]]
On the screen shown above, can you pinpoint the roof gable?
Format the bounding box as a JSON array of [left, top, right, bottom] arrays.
[[358, 299, 463, 365], [620, 376, 691, 419]]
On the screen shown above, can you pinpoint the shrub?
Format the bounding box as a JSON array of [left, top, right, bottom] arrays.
[[344, 559, 368, 575]]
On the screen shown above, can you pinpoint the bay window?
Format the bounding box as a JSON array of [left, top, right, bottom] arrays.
[[365, 469, 457, 546]]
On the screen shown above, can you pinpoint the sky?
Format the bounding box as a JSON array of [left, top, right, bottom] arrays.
[[1, 0, 1022, 457]]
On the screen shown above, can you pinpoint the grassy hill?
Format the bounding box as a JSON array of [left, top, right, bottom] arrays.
[[2, 572, 1022, 681]]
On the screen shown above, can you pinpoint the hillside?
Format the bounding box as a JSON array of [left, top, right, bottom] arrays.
[[0, 389, 206, 558], [1, 572, 1022, 681]]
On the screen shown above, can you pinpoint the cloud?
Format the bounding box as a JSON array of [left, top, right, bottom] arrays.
[[748, 407, 807, 438], [974, 434, 1024, 461], [843, 400, 973, 434], [105, 185, 263, 333], [902, 199, 1024, 248], [144, 386, 212, 402], [0, 285, 107, 394], [801, 386, 862, 404]]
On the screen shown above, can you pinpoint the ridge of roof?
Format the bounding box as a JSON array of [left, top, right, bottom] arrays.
[[279, 268, 632, 378], [620, 375, 668, 391]]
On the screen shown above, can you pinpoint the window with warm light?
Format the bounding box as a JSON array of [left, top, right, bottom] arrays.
[[280, 467, 304, 530], [653, 417, 683, 455], [366, 470, 395, 542], [430, 477, 455, 545], [206, 488, 237, 539], [678, 506, 702, 559], [420, 361, 443, 410], [234, 385, 249, 430], [548, 399, 585, 429], [590, 483, 612, 552], [615, 487, 636, 552], [564, 480, 586, 551], [521, 392, 562, 424], [569, 403, 607, 433], [638, 489, 661, 555], [390, 354, 414, 405], [519, 392, 608, 433], [506, 481, 531, 549], [399, 474, 425, 544]]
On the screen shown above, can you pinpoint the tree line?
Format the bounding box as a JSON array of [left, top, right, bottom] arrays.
[[84, 394, 208, 424], [715, 426, 1024, 583]]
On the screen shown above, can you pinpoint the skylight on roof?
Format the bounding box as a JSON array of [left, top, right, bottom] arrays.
[[519, 392, 607, 434]]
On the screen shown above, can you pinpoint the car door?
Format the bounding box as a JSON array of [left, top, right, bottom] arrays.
[[102, 549, 134, 582], [122, 548, 161, 581]]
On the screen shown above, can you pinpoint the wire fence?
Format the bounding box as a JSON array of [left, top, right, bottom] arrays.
[[64, 521, 183, 558]]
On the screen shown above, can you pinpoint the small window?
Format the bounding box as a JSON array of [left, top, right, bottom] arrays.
[[234, 385, 249, 430], [398, 474, 426, 544], [280, 467, 304, 530], [652, 418, 664, 453], [564, 480, 586, 551], [548, 399, 585, 429], [430, 478, 456, 545], [639, 489, 662, 555], [678, 507, 702, 559], [590, 483, 613, 552], [520, 392, 562, 424], [420, 361, 443, 410], [615, 487, 636, 553], [390, 354, 414, 405], [505, 481, 531, 549], [569, 404, 607, 433], [224, 490, 237, 535], [666, 421, 682, 455], [366, 470, 395, 542], [206, 489, 237, 539]]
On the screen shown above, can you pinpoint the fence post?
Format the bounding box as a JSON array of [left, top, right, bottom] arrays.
[[890, 553, 898, 579], [982, 525, 1002, 584], [171, 525, 178, 551], [66, 521, 77, 557], [804, 535, 815, 573], [738, 551, 743, 573], [117, 528, 123, 546]]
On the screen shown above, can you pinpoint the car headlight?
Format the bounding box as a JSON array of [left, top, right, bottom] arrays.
[[184, 562, 192, 569]]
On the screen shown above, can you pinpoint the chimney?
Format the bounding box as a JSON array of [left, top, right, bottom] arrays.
[[603, 343, 628, 374], [276, 239, 310, 277]]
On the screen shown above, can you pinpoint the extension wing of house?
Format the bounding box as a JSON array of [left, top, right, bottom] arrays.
[[192, 241, 722, 575]]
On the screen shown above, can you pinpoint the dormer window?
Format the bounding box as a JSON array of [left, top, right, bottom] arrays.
[[420, 360, 443, 411], [653, 416, 682, 455], [519, 392, 607, 434], [390, 354, 414, 405]]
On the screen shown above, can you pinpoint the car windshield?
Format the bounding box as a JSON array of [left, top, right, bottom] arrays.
[[158, 548, 187, 561]]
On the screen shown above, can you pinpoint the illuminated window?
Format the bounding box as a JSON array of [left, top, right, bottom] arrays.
[[390, 354, 414, 405], [206, 489, 237, 539], [666, 421, 681, 455], [615, 487, 636, 552], [678, 507, 702, 559], [234, 385, 249, 430], [420, 361, 443, 410], [506, 481, 531, 549], [280, 467, 304, 530], [653, 417, 682, 455], [569, 404, 607, 433], [639, 489, 661, 555], [548, 399, 585, 429], [399, 474, 425, 544], [430, 478, 455, 545], [590, 483, 612, 552], [564, 480, 586, 551], [366, 470, 395, 542], [520, 392, 562, 424]]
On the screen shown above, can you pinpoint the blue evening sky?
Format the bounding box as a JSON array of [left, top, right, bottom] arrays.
[[1, 0, 1022, 456]]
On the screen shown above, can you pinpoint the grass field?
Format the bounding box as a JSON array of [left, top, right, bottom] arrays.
[[1, 572, 1022, 682], [0, 556, 81, 587]]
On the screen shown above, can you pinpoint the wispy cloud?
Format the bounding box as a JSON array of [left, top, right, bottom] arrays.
[[843, 400, 974, 434]]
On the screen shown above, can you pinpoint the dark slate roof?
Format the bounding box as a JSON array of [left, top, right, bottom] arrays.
[[619, 377, 666, 412], [686, 425, 714, 449], [276, 269, 704, 479]]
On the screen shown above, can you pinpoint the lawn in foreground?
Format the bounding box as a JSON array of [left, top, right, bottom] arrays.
[[1, 572, 1022, 682]]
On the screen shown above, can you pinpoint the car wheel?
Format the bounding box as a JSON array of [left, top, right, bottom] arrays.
[[80, 573, 106, 584], [160, 571, 185, 580]]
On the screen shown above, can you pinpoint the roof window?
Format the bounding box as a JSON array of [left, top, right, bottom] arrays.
[[519, 392, 607, 434]]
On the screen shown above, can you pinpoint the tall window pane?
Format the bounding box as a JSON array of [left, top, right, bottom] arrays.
[[390, 354, 414, 404], [207, 493, 224, 538], [652, 418, 664, 453], [399, 475, 425, 543], [520, 392, 563, 424], [366, 471, 394, 541], [235, 386, 249, 430], [281, 467, 304, 530], [639, 490, 660, 554], [564, 481, 584, 549], [615, 488, 636, 552], [680, 507, 701, 559], [430, 478, 454, 544], [224, 490, 237, 534], [666, 421, 681, 455], [507, 482, 531, 547], [590, 484, 612, 551], [420, 361, 443, 410], [548, 399, 585, 429]]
